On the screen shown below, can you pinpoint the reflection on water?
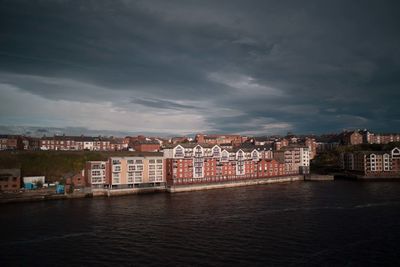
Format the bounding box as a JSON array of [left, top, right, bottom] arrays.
[[1, 180, 400, 266]]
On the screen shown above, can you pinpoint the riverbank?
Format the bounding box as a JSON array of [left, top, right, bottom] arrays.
[[335, 172, 400, 181], [0, 176, 304, 204]]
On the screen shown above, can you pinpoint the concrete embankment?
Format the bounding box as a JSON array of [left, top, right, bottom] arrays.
[[167, 175, 302, 193], [304, 174, 335, 181], [335, 172, 400, 181], [92, 187, 167, 197], [0, 193, 68, 204]]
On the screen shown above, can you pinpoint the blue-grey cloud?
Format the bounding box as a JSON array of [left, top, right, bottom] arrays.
[[131, 97, 202, 111], [1, 0, 400, 135]]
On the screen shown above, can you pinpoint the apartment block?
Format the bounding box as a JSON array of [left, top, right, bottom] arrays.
[[164, 143, 293, 186], [273, 145, 310, 174], [341, 147, 400, 177], [85, 161, 109, 188], [109, 156, 165, 188], [85, 155, 166, 189]]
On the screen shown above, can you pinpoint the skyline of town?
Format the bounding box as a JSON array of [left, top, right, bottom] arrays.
[[1, 124, 400, 139]]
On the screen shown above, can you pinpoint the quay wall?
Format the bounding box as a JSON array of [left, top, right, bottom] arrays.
[[167, 175, 302, 193], [92, 187, 166, 197], [304, 174, 335, 181], [1, 176, 302, 204]]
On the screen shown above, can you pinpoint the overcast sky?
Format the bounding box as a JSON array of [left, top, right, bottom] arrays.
[[1, 0, 400, 136]]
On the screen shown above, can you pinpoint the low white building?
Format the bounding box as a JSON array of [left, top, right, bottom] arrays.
[[23, 176, 45, 185]]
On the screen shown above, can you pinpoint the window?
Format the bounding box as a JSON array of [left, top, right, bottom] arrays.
[[221, 151, 229, 162], [112, 172, 120, 184], [113, 165, 121, 172], [252, 151, 259, 161], [92, 170, 101, 176], [127, 172, 134, 183], [174, 146, 184, 158], [128, 165, 136, 171], [194, 146, 203, 157], [212, 146, 221, 157]]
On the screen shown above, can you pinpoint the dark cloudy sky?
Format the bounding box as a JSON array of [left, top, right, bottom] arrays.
[[1, 0, 400, 135]]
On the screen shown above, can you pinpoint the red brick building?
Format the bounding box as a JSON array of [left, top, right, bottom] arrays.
[[195, 134, 246, 146], [341, 131, 364, 145], [164, 144, 294, 186], [40, 135, 112, 151], [0, 135, 23, 150], [274, 138, 289, 151], [133, 140, 160, 152], [341, 147, 400, 177], [371, 133, 400, 144], [0, 169, 21, 191], [65, 171, 87, 189]]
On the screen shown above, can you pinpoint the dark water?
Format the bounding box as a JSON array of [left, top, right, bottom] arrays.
[[1, 181, 400, 266]]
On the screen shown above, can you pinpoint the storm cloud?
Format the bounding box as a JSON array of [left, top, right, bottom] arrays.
[[1, 0, 400, 135]]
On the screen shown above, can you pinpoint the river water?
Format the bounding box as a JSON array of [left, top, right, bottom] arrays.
[[1, 180, 400, 266]]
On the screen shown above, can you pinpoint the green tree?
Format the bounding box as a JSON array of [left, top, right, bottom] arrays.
[[68, 182, 75, 194], [36, 180, 43, 189]]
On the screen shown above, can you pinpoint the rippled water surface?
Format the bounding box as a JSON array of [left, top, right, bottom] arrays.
[[1, 180, 400, 266]]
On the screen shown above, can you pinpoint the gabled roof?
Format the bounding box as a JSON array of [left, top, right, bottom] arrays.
[[164, 143, 215, 149], [354, 151, 389, 155]]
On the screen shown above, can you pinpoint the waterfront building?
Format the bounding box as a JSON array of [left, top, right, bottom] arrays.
[[85, 161, 109, 188], [85, 154, 166, 189], [341, 147, 400, 177], [0, 169, 21, 191], [273, 145, 310, 174], [109, 156, 165, 188], [163, 144, 294, 186], [64, 171, 87, 189], [23, 176, 45, 186]]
